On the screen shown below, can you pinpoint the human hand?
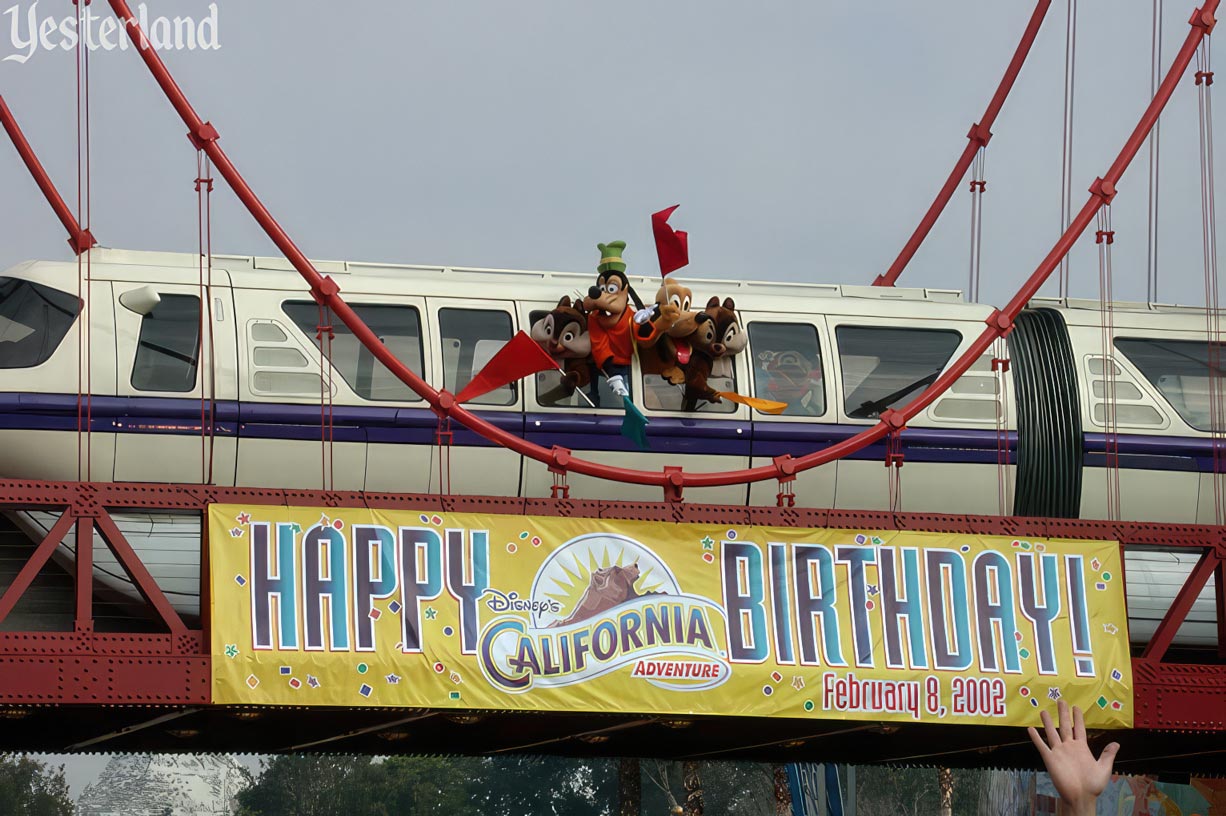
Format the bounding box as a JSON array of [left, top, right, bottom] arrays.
[[1028, 699, 1119, 816], [634, 307, 657, 325], [607, 374, 629, 397]]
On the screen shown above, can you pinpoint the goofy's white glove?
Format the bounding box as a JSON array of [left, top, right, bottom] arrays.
[[607, 374, 629, 397], [634, 306, 656, 325]]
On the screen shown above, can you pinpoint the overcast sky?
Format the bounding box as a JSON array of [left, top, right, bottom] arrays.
[[3, 0, 1225, 796], [2, 0, 1225, 311]]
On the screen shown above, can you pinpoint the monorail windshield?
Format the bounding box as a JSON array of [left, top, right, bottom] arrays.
[[0, 277, 80, 369]]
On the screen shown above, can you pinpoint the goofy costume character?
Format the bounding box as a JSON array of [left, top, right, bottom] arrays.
[[582, 241, 644, 405]]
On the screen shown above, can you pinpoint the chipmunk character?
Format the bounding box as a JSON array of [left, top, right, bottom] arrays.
[[683, 297, 749, 411], [529, 296, 592, 403], [635, 277, 699, 385], [582, 241, 644, 400]]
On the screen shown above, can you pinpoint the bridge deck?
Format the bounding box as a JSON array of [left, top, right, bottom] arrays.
[[0, 478, 1221, 770]]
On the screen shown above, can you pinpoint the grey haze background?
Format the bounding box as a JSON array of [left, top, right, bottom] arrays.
[[1, 0, 1224, 309], [1, 0, 1224, 797]]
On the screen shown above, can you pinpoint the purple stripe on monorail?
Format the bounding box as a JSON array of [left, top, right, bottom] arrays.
[[0, 392, 1217, 471], [752, 423, 1020, 465], [525, 413, 754, 456], [1083, 432, 1218, 473]]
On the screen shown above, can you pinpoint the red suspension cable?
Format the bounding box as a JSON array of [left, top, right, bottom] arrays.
[[967, 148, 987, 303], [1096, 210, 1120, 520], [873, 0, 1053, 288], [0, 95, 96, 254], [1197, 41, 1224, 523], [196, 153, 217, 484], [1148, 0, 1166, 302], [74, 0, 93, 482], [107, 0, 1218, 494], [1058, 0, 1079, 299]]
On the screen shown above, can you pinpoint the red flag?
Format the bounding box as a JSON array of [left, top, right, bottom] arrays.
[[652, 205, 689, 276], [455, 331, 558, 403]]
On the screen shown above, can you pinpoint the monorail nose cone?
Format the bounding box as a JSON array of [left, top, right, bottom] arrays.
[[588, 285, 602, 299]]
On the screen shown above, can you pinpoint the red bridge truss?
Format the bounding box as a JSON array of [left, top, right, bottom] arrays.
[[0, 477, 1221, 770]]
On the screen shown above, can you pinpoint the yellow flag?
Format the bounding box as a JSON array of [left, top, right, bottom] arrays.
[[716, 391, 788, 414]]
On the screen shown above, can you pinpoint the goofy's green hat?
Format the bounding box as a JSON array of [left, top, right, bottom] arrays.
[[597, 241, 627, 275]]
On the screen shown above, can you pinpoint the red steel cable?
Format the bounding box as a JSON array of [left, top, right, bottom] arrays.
[[1148, 0, 1166, 303], [107, 0, 1218, 493], [74, 2, 86, 481], [1058, 0, 1079, 299], [1095, 209, 1120, 521], [873, 0, 1053, 288], [0, 96, 96, 253], [206, 158, 217, 484], [83, 5, 94, 483], [1197, 41, 1224, 523]]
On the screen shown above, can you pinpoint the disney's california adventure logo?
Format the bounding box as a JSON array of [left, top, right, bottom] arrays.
[[478, 533, 731, 694]]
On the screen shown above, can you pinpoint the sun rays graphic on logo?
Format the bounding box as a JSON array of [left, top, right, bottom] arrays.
[[530, 534, 680, 629]]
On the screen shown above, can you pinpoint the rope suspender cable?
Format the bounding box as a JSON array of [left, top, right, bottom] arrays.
[[1058, 0, 1078, 299], [196, 152, 217, 484], [1196, 40, 1224, 524], [992, 340, 1012, 516], [1096, 209, 1120, 521], [436, 417, 453, 497], [967, 147, 988, 304], [73, 0, 93, 482], [1148, 0, 1165, 303], [316, 304, 336, 492], [968, 144, 1011, 515]]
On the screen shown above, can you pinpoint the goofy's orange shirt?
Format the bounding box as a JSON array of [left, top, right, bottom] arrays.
[[588, 310, 635, 372]]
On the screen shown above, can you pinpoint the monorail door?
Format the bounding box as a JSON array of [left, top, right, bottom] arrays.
[[112, 274, 238, 485], [420, 297, 524, 497], [742, 314, 837, 508]]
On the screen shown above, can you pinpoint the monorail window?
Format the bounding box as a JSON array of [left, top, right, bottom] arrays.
[[641, 363, 738, 414], [748, 322, 825, 416], [1115, 337, 1224, 431], [283, 302, 424, 402], [836, 326, 961, 419], [131, 294, 200, 392], [439, 308, 516, 406], [0, 277, 80, 369]]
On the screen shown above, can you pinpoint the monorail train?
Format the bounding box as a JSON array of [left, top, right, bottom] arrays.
[[0, 248, 1217, 646]]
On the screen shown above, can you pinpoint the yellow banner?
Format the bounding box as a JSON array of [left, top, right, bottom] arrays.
[[209, 504, 1133, 727]]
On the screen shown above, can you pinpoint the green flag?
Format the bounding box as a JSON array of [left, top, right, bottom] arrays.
[[621, 396, 650, 450]]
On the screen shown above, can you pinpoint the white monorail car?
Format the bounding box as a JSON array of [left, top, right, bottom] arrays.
[[0, 248, 1217, 645]]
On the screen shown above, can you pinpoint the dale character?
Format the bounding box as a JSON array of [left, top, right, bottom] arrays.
[[682, 297, 749, 411]]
